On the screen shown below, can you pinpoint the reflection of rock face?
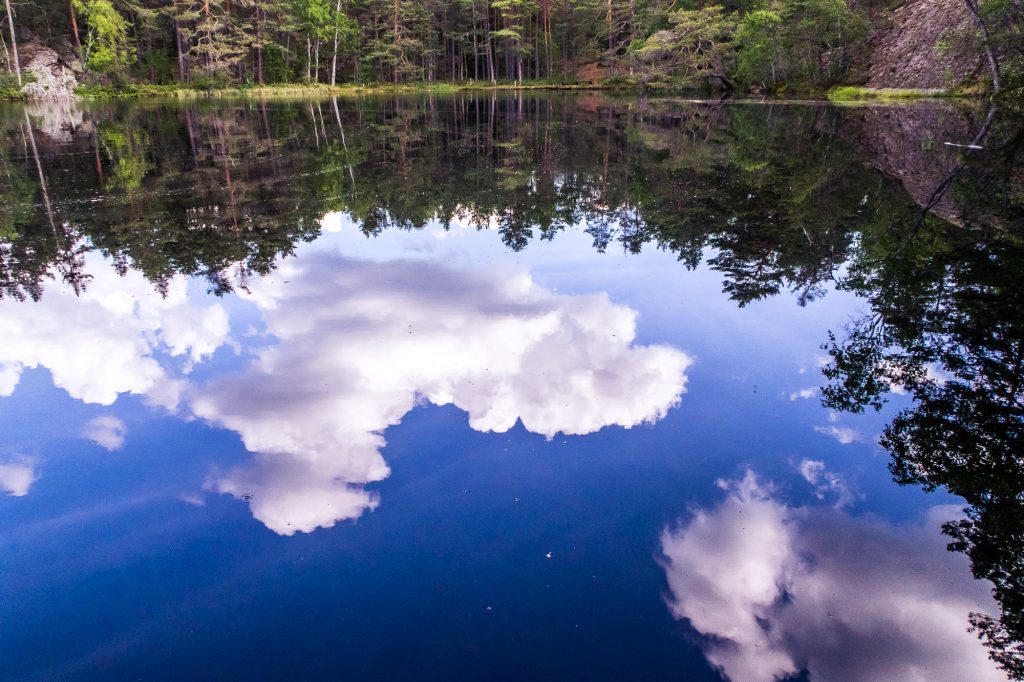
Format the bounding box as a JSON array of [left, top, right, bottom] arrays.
[[20, 41, 81, 100], [866, 0, 982, 89], [660, 469, 1004, 682], [845, 103, 976, 224], [25, 100, 85, 142]]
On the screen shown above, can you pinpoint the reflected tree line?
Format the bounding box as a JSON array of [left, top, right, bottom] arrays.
[[1, 93, 1023, 675], [822, 107, 1024, 677], [1, 93, 912, 302]]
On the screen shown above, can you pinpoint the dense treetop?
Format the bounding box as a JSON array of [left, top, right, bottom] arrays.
[[0, 0, 1020, 93]]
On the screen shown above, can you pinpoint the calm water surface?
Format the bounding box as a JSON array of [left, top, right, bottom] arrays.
[[0, 94, 1021, 680]]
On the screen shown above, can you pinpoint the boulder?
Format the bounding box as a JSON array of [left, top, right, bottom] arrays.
[[19, 40, 81, 100]]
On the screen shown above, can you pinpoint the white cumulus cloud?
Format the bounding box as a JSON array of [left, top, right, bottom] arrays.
[[193, 253, 692, 535], [0, 458, 39, 497], [82, 415, 128, 451], [660, 470, 1003, 682]]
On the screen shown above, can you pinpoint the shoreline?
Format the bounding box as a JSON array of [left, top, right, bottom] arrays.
[[0, 81, 988, 103], [74, 81, 608, 101]]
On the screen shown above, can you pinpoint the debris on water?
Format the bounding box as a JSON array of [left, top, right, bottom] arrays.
[[943, 142, 984, 149], [546, 551, 552, 559]]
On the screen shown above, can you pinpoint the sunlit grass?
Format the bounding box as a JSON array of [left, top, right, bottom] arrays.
[[827, 86, 955, 101]]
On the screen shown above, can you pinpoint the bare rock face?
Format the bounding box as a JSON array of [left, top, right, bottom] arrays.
[[866, 0, 983, 89], [19, 40, 82, 100]]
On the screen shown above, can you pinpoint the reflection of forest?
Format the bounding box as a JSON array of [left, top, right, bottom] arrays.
[[3, 94, 1024, 676], [822, 108, 1024, 677], [2, 94, 981, 303]]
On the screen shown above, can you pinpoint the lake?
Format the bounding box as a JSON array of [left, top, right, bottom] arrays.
[[0, 93, 1021, 680]]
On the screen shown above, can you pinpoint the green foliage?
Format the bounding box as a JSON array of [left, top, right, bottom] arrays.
[[261, 44, 294, 83], [734, 0, 868, 89], [140, 49, 176, 84], [636, 6, 736, 86], [0, 74, 26, 100], [296, 0, 333, 40], [0, 0, 1014, 96], [74, 0, 135, 76], [827, 86, 950, 100], [735, 9, 782, 86]]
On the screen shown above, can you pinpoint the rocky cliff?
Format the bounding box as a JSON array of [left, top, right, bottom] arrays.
[[18, 36, 81, 100], [866, 0, 983, 89]]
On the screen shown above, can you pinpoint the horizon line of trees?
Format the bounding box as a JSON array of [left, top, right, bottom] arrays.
[[0, 0, 1019, 92]]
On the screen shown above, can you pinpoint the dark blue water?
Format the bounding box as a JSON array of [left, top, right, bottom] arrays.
[[0, 94, 1018, 680]]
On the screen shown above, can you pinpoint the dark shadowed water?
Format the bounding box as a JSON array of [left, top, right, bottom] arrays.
[[0, 93, 1022, 680]]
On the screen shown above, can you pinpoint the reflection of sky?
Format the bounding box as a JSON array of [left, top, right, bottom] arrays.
[[0, 216, 999, 679], [661, 469, 1001, 681]]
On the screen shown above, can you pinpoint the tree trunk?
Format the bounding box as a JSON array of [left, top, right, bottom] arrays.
[[69, 0, 83, 59], [606, 0, 613, 55], [533, 13, 540, 80], [962, 0, 1001, 94], [628, 0, 636, 75], [174, 17, 187, 81], [23, 113, 54, 232], [203, 0, 213, 70], [4, 0, 21, 86], [331, 0, 343, 85], [483, 3, 495, 83], [472, 5, 479, 81], [392, 0, 400, 83], [255, 0, 264, 84], [543, 0, 551, 80]]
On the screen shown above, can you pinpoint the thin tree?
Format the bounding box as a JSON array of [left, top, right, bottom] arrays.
[[961, 0, 1001, 94], [4, 0, 20, 86]]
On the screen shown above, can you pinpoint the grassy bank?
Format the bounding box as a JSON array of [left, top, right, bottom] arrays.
[[4, 80, 995, 103], [0, 86, 26, 101], [71, 81, 606, 100], [826, 86, 969, 101]]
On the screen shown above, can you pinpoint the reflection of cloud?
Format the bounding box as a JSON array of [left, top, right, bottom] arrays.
[[883, 361, 950, 396], [205, 456, 381, 535], [798, 355, 830, 375], [788, 387, 816, 400], [660, 470, 1003, 682], [814, 412, 867, 445], [797, 459, 857, 509], [194, 253, 692, 535], [814, 424, 864, 444], [0, 458, 39, 496], [0, 255, 228, 407], [82, 416, 127, 451]]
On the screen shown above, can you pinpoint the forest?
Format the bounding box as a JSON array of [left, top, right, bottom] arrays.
[[0, 0, 1021, 95]]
